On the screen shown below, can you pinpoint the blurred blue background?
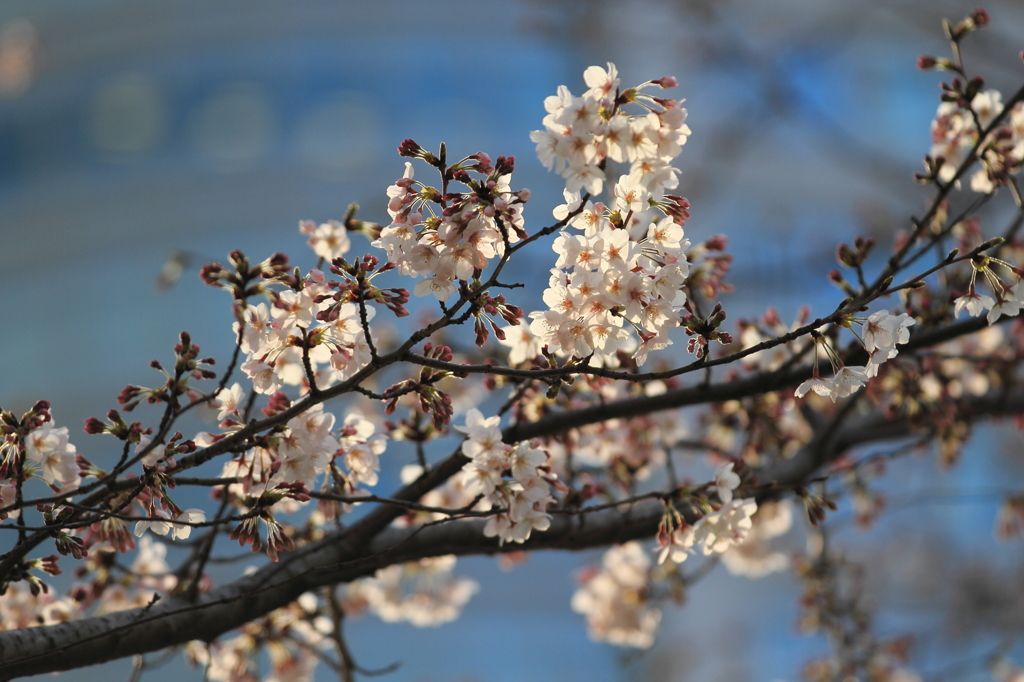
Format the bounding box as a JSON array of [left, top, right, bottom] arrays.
[[2, 0, 1024, 680]]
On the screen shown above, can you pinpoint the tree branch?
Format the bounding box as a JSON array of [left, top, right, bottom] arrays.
[[2, 382, 1022, 679]]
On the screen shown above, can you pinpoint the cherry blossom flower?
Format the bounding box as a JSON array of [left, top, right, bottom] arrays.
[[133, 512, 172, 539], [508, 441, 547, 480], [498, 324, 542, 365], [861, 310, 915, 359], [582, 62, 619, 99], [343, 438, 386, 487], [634, 331, 672, 366], [987, 293, 1023, 324], [241, 358, 283, 395], [24, 422, 79, 487], [656, 525, 696, 565], [612, 175, 649, 214], [233, 303, 274, 356], [212, 383, 245, 421], [456, 409, 504, 461], [413, 274, 458, 302], [950, 288, 991, 315], [305, 220, 351, 261], [461, 461, 503, 498], [169, 509, 206, 541], [135, 436, 166, 468], [712, 462, 741, 504], [795, 374, 834, 400]]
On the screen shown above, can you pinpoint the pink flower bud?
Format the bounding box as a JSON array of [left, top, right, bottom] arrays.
[[397, 138, 423, 157]]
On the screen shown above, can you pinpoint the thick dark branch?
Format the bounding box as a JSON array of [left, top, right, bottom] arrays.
[[505, 316, 991, 442], [2, 382, 1022, 679], [766, 385, 1024, 487], [0, 500, 661, 680]]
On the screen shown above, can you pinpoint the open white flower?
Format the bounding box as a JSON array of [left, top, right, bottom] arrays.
[[170, 509, 206, 541], [713, 462, 741, 503], [24, 422, 80, 487], [953, 292, 995, 318], [795, 375, 834, 400]]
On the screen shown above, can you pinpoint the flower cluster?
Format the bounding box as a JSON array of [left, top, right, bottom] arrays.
[[0, 535, 204, 633], [531, 63, 689, 198], [456, 408, 556, 544], [952, 258, 1024, 325], [195, 592, 327, 682], [0, 583, 75, 631], [214, 398, 386, 497], [206, 244, 409, 400], [354, 555, 479, 627], [859, 310, 917, 375], [23, 419, 79, 489], [272, 403, 341, 487], [234, 275, 371, 396], [929, 89, 1024, 194], [372, 148, 530, 303], [656, 497, 760, 566], [522, 64, 696, 367], [795, 310, 916, 402], [571, 541, 661, 649]]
